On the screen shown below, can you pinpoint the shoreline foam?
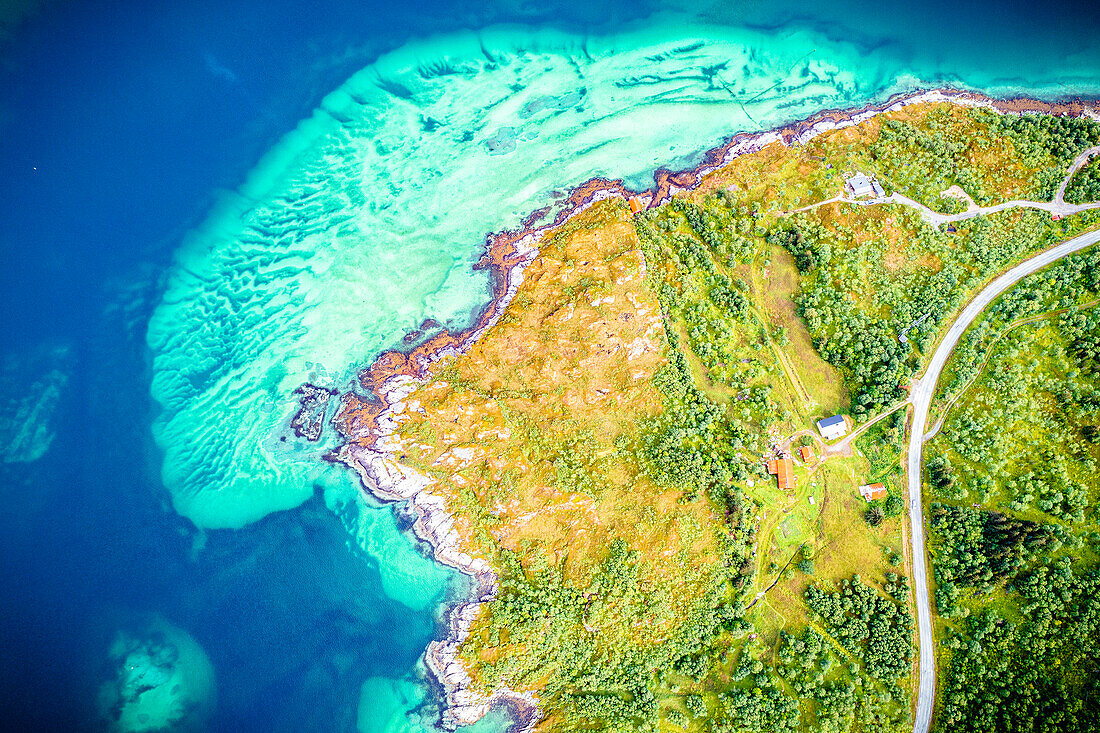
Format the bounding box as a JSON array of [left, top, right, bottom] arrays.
[[328, 87, 1100, 732]]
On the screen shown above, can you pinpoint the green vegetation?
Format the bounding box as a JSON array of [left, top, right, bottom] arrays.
[[852, 105, 1100, 206], [765, 106, 1100, 417], [864, 505, 884, 527], [930, 248, 1100, 517], [485, 539, 751, 730], [938, 561, 1100, 733], [983, 111, 1100, 199], [805, 575, 912, 683], [772, 205, 1100, 417], [868, 111, 1006, 207], [1065, 158, 1100, 205], [622, 103, 1100, 733], [644, 340, 752, 494], [927, 243, 1100, 732], [855, 410, 906, 477], [389, 102, 1100, 732], [636, 195, 789, 418], [930, 506, 1054, 614]]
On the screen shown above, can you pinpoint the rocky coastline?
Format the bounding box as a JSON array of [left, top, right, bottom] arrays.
[[327, 87, 1100, 732], [331, 372, 544, 729]]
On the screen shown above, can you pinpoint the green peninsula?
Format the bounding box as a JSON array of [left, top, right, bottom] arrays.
[[372, 101, 1100, 732]]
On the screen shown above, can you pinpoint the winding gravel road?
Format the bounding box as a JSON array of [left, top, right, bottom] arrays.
[[785, 145, 1100, 229], [908, 227, 1100, 733]]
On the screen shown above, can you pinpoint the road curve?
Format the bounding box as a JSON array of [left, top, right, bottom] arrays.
[[908, 227, 1100, 733]]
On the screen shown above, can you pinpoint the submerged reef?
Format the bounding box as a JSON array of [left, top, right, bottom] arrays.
[[0, 344, 70, 465], [94, 616, 216, 733]]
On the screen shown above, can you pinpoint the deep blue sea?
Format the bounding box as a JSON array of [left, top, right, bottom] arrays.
[[1, 0, 1098, 731]]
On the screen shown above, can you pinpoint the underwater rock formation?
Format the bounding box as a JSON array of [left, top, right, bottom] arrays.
[[94, 616, 216, 733]]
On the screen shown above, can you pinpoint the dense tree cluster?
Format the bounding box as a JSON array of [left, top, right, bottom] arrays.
[[806, 294, 912, 415], [987, 111, 1100, 171], [768, 208, 1064, 419], [926, 454, 963, 499], [769, 226, 831, 271], [930, 505, 1054, 614], [965, 211, 1056, 272], [1064, 306, 1100, 376], [644, 342, 748, 493], [713, 687, 800, 733], [632, 199, 789, 493], [1005, 460, 1087, 522], [1065, 159, 1100, 205], [480, 536, 758, 731], [669, 194, 758, 266], [774, 629, 897, 733], [938, 560, 1100, 733], [709, 283, 748, 316], [804, 575, 913, 682]]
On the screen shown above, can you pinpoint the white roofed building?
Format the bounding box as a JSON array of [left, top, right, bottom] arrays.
[[846, 173, 884, 198], [816, 415, 848, 441]]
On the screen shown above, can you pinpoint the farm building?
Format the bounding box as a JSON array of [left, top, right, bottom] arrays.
[[859, 483, 887, 501], [767, 458, 796, 491], [816, 415, 848, 441], [799, 445, 814, 462]]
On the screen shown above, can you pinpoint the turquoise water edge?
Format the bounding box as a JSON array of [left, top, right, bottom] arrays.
[[2, 2, 1099, 731]]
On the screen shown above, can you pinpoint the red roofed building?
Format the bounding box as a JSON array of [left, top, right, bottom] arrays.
[[768, 458, 796, 491], [859, 483, 887, 501], [799, 446, 814, 462]]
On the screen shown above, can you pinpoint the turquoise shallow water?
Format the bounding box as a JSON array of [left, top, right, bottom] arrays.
[[2, 1, 1099, 730]]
